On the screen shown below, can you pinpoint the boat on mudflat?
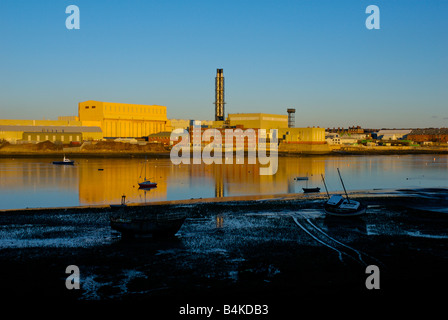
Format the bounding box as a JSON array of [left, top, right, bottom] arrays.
[[52, 156, 74, 165], [321, 168, 366, 217], [110, 212, 185, 238], [324, 195, 366, 217]]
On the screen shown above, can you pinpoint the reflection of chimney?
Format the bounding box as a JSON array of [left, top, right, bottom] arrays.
[[214, 69, 225, 121], [287, 108, 296, 128]]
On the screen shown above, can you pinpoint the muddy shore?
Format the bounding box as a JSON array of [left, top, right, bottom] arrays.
[[1, 189, 447, 316]]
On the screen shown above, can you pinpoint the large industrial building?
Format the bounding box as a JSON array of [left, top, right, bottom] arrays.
[[0, 68, 327, 153], [227, 113, 288, 130], [195, 68, 328, 152], [78, 100, 171, 138], [0, 99, 171, 143]]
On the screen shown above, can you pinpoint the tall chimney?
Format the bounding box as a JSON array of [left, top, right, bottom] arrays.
[[287, 108, 296, 128], [214, 69, 225, 121]]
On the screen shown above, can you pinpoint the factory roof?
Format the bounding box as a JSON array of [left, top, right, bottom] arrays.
[[0, 125, 102, 132], [377, 129, 412, 135]]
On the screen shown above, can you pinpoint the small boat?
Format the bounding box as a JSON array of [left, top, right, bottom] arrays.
[[303, 187, 321, 193], [302, 174, 319, 193], [321, 169, 366, 217], [52, 156, 74, 165], [324, 195, 366, 217], [138, 158, 157, 189], [138, 179, 157, 189], [110, 213, 186, 238], [294, 176, 309, 181]]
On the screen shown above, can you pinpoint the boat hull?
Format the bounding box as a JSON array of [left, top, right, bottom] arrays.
[[138, 182, 157, 188], [324, 203, 366, 217], [110, 214, 185, 238], [52, 161, 74, 165], [303, 187, 320, 193]]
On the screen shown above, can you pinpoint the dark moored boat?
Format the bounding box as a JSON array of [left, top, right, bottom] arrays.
[[138, 179, 157, 189], [303, 187, 321, 193], [110, 213, 186, 238], [138, 158, 157, 189]]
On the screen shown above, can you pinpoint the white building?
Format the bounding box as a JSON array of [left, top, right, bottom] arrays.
[[376, 129, 412, 140], [325, 133, 341, 145]]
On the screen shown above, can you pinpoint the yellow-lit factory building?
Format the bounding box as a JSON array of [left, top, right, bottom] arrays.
[[227, 113, 288, 129], [224, 112, 326, 145], [78, 100, 171, 138]]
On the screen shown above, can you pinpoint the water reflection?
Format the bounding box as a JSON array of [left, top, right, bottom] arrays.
[[0, 155, 447, 209], [216, 214, 224, 228], [77, 158, 168, 205]]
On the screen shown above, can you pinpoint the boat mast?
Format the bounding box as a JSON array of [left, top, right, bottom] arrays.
[[337, 168, 350, 202], [144, 156, 147, 181], [320, 174, 330, 199]]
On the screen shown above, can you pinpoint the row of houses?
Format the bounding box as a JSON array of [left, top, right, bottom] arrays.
[[326, 128, 448, 145]]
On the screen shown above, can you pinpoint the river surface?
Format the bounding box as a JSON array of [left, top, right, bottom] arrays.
[[0, 154, 447, 209]]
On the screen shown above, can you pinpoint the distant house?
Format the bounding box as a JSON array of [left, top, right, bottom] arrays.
[[146, 131, 172, 146]]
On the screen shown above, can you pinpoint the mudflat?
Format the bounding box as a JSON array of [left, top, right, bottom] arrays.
[[0, 189, 447, 316]]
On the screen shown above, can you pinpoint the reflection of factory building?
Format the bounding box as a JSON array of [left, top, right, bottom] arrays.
[[210, 157, 326, 197], [78, 159, 168, 205], [78, 100, 171, 138]]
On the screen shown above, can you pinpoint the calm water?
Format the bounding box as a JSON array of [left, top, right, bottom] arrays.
[[0, 155, 447, 210]]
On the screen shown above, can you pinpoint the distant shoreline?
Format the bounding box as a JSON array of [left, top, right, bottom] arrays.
[[0, 151, 172, 159], [1, 139, 447, 158], [0, 148, 447, 158]]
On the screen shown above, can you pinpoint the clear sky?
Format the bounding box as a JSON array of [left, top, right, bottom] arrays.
[[0, 0, 447, 129]]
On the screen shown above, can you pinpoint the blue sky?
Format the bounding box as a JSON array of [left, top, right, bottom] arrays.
[[0, 0, 447, 128]]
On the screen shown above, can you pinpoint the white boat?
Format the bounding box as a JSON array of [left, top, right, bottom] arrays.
[[324, 195, 366, 217], [321, 169, 366, 217], [52, 156, 74, 165]]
